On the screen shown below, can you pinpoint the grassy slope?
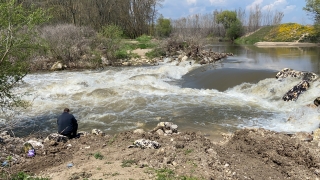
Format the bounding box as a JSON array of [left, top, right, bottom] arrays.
[[235, 23, 318, 45], [235, 26, 275, 45]]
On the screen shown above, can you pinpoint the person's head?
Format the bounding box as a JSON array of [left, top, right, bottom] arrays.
[[64, 108, 70, 113]]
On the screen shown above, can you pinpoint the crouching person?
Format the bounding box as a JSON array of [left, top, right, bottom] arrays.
[[57, 108, 78, 139]]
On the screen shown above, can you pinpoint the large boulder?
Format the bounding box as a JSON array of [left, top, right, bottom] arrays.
[[276, 68, 318, 82], [282, 80, 309, 101], [314, 97, 320, 106]]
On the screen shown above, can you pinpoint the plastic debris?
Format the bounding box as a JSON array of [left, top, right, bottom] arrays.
[[67, 163, 73, 168], [1, 161, 8, 167], [27, 149, 36, 157]]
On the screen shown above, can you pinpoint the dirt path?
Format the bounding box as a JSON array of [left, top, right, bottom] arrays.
[[2, 128, 320, 180]]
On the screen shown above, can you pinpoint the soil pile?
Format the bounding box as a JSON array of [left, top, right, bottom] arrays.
[[1, 128, 320, 180]]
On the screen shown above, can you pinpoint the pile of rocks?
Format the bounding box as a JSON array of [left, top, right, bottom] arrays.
[[276, 68, 318, 101]]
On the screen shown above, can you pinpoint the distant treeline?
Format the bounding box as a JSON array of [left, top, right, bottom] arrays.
[[18, 0, 163, 38]]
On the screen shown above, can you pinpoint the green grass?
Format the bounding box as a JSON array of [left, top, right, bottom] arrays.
[[235, 26, 275, 45], [108, 134, 118, 145], [155, 168, 175, 180], [184, 149, 193, 155], [1, 171, 50, 180], [121, 159, 137, 167], [93, 152, 104, 160]]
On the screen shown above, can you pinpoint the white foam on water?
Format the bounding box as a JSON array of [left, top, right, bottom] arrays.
[[11, 59, 320, 134]]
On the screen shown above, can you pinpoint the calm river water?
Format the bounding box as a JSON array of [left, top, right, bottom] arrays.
[[4, 43, 320, 139]]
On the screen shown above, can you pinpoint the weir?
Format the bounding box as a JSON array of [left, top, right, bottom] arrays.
[[4, 44, 320, 138]]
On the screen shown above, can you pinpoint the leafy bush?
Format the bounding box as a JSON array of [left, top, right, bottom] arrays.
[[156, 16, 172, 37], [265, 23, 317, 42], [136, 34, 155, 49], [98, 24, 125, 60], [136, 34, 151, 43], [115, 49, 129, 59], [145, 48, 166, 59]]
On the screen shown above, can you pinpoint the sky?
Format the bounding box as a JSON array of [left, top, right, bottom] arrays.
[[158, 0, 314, 25]]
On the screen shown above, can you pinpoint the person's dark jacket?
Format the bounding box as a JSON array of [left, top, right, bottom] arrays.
[[57, 112, 78, 135]]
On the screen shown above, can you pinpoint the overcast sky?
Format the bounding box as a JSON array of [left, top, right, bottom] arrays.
[[158, 0, 313, 25]]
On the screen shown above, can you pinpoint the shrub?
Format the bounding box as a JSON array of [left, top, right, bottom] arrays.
[[99, 24, 124, 60], [145, 48, 166, 59], [136, 34, 155, 49], [264, 23, 317, 42], [40, 24, 96, 67], [93, 152, 104, 160], [115, 49, 129, 59]]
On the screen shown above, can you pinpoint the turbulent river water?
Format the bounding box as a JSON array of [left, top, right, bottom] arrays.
[[3, 44, 320, 139]]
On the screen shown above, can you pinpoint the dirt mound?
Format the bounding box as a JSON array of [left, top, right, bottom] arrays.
[[2, 128, 320, 179], [217, 128, 320, 179]]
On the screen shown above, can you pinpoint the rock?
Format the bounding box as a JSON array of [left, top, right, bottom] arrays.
[[78, 131, 90, 137], [26, 140, 44, 149], [50, 61, 64, 71], [49, 140, 58, 146], [23, 142, 34, 153], [276, 68, 318, 82], [128, 139, 161, 149], [313, 129, 320, 141], [92, 129, 105, 136], [150, 122, 178, 135], [314, 97, 320, 106], [293, 132, 313, 142], [133, 129, 145, 134], [156, 129, 164, 136], [282, 80, 309, 101], [44, 133, 68, 143], [181, 56, 188, 62], [122, 62, 131, 66]]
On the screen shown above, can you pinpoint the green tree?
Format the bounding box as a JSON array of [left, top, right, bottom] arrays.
[[156, 16, 172, 37], [304, 0, 320, 22], [99, 24, 124, 60], [0, 0, 48, 112], [304, 0, 320, 39], [226, 19, 244, 41], [216, 10, 237, 30]]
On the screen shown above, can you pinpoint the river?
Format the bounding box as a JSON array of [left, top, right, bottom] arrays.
[[3, 43, 320, 139]]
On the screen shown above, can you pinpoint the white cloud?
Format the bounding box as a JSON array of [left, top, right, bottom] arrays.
[[283, 5, 296, 13], [187, 0, 197, 5], [209, 0, 225, 5], [189, 6, 206, 14], [246, 0, 264, 10], [262, 0, 287, 11]]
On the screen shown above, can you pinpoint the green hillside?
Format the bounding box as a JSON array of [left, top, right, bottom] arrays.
[[235, 23, 318, 45]]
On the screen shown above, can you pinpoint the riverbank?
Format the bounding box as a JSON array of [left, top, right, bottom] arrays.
[[1, 128, 320, 180], [255, 42, 320, 47]]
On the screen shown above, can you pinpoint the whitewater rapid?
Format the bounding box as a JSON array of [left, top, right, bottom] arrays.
[[3, 54, 320, 137]]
